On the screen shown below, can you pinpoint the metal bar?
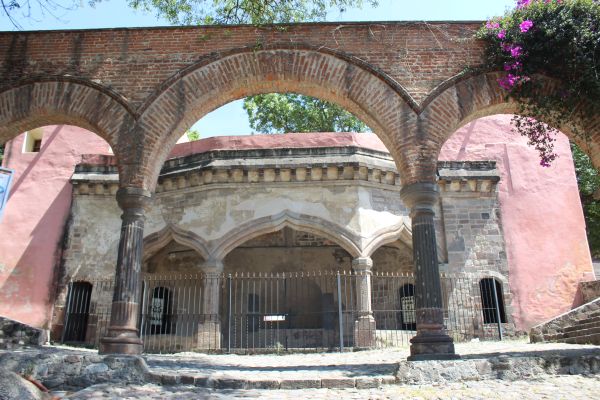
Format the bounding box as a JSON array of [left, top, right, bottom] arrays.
[[61, 282, 73, 343], [336, 272, 344, 352], [227, 274, 232, 352], [492, 279, 503, 341]]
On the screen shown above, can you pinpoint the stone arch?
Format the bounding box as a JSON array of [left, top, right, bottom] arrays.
[[137, 47, 418, 190], [361, 219, 413, 258], [211, 210, 361, 260], [143, 224, 210, 262], [419, 71, 600, 175]]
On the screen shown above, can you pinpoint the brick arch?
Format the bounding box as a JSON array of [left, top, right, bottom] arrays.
[[137, 48, 417, 190], [0, 79, 143, 186], [210, 210, 362, 261], [419, 71, 600, 175]]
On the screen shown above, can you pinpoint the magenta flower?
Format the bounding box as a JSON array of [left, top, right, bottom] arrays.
[[510, 45, 523, 58], [497, 29, 506, 40], [520, 20, 534, 33], [486, 20, 500, 30], [517, 0, 532, 8]]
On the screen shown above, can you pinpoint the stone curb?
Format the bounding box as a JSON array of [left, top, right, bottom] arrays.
[[142, 353, 600, 389], [143, 371, 398, 390]]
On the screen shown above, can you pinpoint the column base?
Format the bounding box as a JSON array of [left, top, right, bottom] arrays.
[[354, 315, 376, 348], [196, 321, 221, 351], [99, 331, 143, 355], [407, 332, 460, 361]]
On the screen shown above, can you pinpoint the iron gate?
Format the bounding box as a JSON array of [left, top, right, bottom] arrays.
[[60, 271, 509, 353]]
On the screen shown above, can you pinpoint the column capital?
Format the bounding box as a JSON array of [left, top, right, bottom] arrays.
[[200, 259, 224, 275], [116, 187, 153, 211], [352, 256, 373, 272], [400, 182, 439, 209]]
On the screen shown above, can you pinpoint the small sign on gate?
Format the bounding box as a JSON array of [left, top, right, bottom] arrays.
[[0, 168, 14, 223], [263, 315, 286, 322]]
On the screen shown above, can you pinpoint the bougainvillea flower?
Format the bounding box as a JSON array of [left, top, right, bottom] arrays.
[[510, 45, 523, 58], [498, 29, 506, 39], [517, 0, 532, 8], [520, 20, 534, 32], [486, 20, 500, 29]]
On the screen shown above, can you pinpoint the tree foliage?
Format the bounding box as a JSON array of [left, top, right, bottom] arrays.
[[186, 129, 201, 141], [478, 0, 600, 166], [127, 0, 377, 25], [243, 93, 368, 133], [571, 142, 600, 258], [1, 0, 79, 29]]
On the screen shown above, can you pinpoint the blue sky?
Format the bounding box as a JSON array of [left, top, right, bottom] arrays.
[[1, 0, 516, 137]]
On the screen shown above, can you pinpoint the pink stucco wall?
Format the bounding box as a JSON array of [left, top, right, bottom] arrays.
[[440, 115, 595, 330], [0, 126, 110, 329]]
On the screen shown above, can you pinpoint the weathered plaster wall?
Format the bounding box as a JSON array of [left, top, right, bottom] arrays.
[[63, 180, 411, 281], [0, 125, 110, 328], [439, 115, 595, 331]]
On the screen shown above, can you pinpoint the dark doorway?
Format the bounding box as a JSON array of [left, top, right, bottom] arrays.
[[149, 286, 173, 334], [63, 282, 93, 342], [479, 278, 507, 324], [397, 283, 416, 330]]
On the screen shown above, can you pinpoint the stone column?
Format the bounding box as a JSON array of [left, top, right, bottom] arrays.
[[99, 187, 152, 355], [197, 260, 223, 350], [353, 257, 376, 348], [400, 182, 459, 360]]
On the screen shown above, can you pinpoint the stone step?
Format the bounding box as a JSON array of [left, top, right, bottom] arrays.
[[563, 333, 600, 345], [563, 327, 600, 339], [144, 370, 397, 389], [576, 315, 600, 326], [564, 321, 600, 334]]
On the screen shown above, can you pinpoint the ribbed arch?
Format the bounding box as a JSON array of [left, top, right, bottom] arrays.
[[210, 210, 362, 260]]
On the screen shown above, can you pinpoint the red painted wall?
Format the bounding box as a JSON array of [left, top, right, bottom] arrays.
[[0, 126, 110, 328], [440, 115, 595, 330]]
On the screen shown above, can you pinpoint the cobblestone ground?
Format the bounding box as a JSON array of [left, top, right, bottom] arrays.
[[60, 375, 600, 399]]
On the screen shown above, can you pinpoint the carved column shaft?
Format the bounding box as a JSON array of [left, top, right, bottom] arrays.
[[201, 261, 223, 317], [352, 257, 374, 316], [401, 182, 459, 360], [352, 256, 376, 348], [198, 260, 223, 350], [99, 188, 151, 355]]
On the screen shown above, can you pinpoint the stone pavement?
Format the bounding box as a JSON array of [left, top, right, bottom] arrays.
[[141, 339, 600, 388], [59, 375, 600, 399], [49, 339, 600, 398], [1, 340, 598, 399]]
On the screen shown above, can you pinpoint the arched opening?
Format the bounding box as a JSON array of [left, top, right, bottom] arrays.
[[479, 278, 506, 324], [139, 239, 208, 352], [138, 48, 414, 190], [223, 226, 352, 350]]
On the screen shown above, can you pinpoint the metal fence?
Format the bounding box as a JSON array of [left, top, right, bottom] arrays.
[[60, 270, 508, 354]]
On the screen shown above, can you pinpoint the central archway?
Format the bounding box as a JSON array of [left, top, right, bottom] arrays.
[[138, 47, 418, 190]]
